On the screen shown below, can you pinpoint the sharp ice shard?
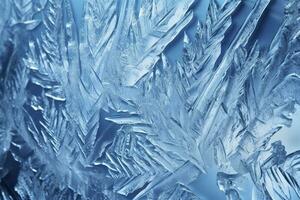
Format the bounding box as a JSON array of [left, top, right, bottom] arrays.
[[1, 0, 300, 199]]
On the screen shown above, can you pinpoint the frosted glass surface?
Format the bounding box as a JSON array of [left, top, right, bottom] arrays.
[[0, 0, 300, 199]]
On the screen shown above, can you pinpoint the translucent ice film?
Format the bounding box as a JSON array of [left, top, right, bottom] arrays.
[[1, 0, 300, 199]]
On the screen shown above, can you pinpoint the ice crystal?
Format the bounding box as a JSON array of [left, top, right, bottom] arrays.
[[1, 0, 300, 199]]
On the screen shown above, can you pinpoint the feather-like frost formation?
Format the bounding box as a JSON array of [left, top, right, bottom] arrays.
[[0, 0, 300, 199]]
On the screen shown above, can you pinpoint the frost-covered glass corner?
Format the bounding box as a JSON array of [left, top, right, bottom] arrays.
[[1, 0, 300, 199]]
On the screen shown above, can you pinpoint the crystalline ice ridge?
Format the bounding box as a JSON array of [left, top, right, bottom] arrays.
[[1, 0, 300, 199]]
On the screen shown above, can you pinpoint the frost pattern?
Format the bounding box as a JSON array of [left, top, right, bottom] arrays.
[[0, 0, 300, 199]]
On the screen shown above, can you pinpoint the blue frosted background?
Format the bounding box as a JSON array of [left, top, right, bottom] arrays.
[[76, 0, 294, 198], [1, 0, 299, 199], [67, 0, 299, 199]]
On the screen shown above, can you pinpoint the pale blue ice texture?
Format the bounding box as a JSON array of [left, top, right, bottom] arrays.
[[1, 0, 300, 200]]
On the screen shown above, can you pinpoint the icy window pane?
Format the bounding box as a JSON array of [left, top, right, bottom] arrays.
[[0, 0, 300, 199]]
